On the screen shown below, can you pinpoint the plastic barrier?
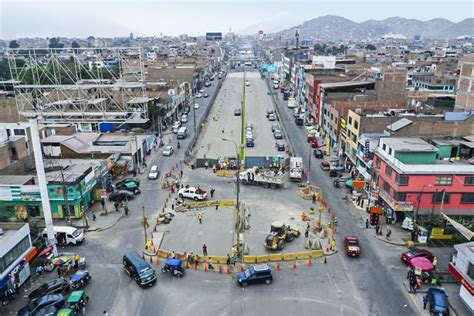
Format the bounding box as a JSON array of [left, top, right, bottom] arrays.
[[243, 256, 257, 264], [218, 256, 228, 264], [256, 255, 270, 263], [216, 170, 235, 178], [310, 250, 324, 259], [268, 253, 283, 262], [282, 253, 297, 261], [157, 250, 170, 258], [295, 252, 310, 260], [208, 255, 219, 263]]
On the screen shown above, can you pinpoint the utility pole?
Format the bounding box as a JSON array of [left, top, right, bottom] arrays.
[[30, 119, 58, 257]]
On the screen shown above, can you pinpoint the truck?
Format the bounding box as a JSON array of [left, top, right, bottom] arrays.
[[178, 187, 207, 201], [239, 167, 286, 188], [289, 157, 303, 182]]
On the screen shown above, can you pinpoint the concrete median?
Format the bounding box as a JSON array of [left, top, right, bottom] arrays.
[[243, 256, 257, 264], [256, 255, 270, 263]]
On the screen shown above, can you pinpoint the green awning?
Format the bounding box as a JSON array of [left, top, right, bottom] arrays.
[[345, 179, 353, 187]]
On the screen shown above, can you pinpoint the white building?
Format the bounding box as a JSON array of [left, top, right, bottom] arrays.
[[449, 242, 474, 313]]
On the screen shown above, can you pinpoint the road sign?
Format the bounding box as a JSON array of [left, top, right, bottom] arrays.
[[267, 92, 277, 96]]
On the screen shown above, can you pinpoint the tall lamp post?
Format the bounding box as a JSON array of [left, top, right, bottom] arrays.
[[415, 184, 433, 222], [222, 138, 242, 254]]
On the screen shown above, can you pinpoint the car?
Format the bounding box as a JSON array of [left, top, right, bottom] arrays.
[[344, 236, 361, 257], [203, 93, 209, 98], [108, 190, 135, 202], [18, 294, 65, 316], [246, 127, 253, 133], [266, 108, 274, 117], [116, 182, 141, 195], [199, 89, 204, 93], [28, 279, 70, 301], [293, 109, 300, 117], [32, 306, 58, 316], [237, 264, 272, 287], [320, 161, 330, 171], [182, 107, 190, 115], [194, 103, 199, 109], [246, 132, 254, 139], [268, 113, 276, 121], [277, 143, 285, 151], [310, 138, 320, 148], [427, 288, 450, 315], [181, 114, 188, 123], [245, 80, 250, 86], [115, 178, 140, 188], [246, 138, 254, 147], [295, 117, 304, 125], [162, 146, 174, 156], [246, 123, 253, 130], [273, 130, 282, 139], [273, 80, 279, 85], [148, 165, 159, 180], [401, 248, 434, 266], [204, 81, 211, 87], [178, 187, 207, 201], [273, 84, 279, 89], [313, 149, 324, 158], [271, 123, 280, 132], [195, 93, 203, 98], [234, 108, 241, 116]]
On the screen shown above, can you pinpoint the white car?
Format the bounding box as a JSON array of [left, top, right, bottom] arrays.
[[178, 187, 207, 201], [245, 80, 250, 86], [273, 84, 279, 89], [181, 114, 188, 123], [162, 146, 174, 156], [148, 165, 159, 179], [172, 121, 181, 133], [196, 93, 203, 98], [194, 103, 199, 109]]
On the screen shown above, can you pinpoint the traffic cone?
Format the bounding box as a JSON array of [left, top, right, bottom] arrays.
[[326, 246, 330, 253], [293, 261, 297, 269], [218, 266, 223, 274], [324, 256, 327, 264], [153, 247, 157, 254], [150, 240, 154, 247], [308, 259, 312, 267], [204, 264, 208, 272], [227, 266, 231, 274], [156, 257, 160, 265], [194, 263, 199, 270], [240, 265, 244, 272], [276, 263, 280, 271]]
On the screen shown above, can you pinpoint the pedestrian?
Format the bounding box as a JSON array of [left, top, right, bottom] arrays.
[[204, 161, 209, 169], [208, 257, 214, 270], [305, 227, 309, 238], [226, 254, 231, 265], [124, 205, 129, 216], [312, 193, 316, 204], [171, 251, 176, 259], [180, 170, 183, 178], [210, 188, 215, 198], [432, 256, 438, 269], [222, 129, 224, 134], [73, 253, 80, 269], [100, 199, 105, 210], [92, 211, 96, 221], [365, 218, 369, 229], [171, 203, 175, 211], [57, 266, 62, 278], [197, 212, 203, 224], [423, 295, 428, 310], [202, 244, 208, 256], [114, 202, 119, 212], [375, 225, 380, 235], [215, 204, 219, 211]]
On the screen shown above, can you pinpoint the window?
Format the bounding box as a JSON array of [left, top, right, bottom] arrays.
[[0, 236, 31, 274], [394, 192, 407, 201], [349, 116, 352, 125], [432, 191, 450, 204], [461, 193, 474, 204], [383, 181, 391, 194], [13, 129, 26, 136], [396, 175, 409, 186], [389, 148, 392, 155], [354, 121, 359, 129], [464, 177, 474, 186], [385, 165, 392, 177], [435, 176, 452, 186], [382, 143, 386, 151], [376, 157, 381, 169], [468, 263, 474, 280]]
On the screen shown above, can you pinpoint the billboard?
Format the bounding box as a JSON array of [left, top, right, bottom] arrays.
[[312, 56, 336, 69], [206, 32, 222, 41]]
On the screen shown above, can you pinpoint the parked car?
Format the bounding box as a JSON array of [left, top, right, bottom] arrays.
[[194, 103, 200, 109], [203, 93, 209, 98], [313, 149, 324, 158], [196, 93, 203, 98], [234, 108, 241, 116], [182, 107, 190, 115], [108, 190, 135, 202], [29, 279, 70, 301], [401, 249, 434, 266], [148, 165, 159, 180], [115, 178, 140, 188], [162, 146, 174, 156], [344, 236, 361, 257], [273, 83, 279, 89], [266, 108, 274, 118], [178, 187, 207, 201], [295, 117, 304, 125], [246, 123, 253, 129], [18, 294, 65, 316], [115, 182, 141, 195], [237, 264, 272, 287], [273, 130, 282, 139], [271, 123, 280, 133], [268, 113, 276, 121], [427, 288, 450, 315], [246, 138, 255, 147], [277, 143, 285, 151], [320, 161, 330, 171], [293, 109, 300, 117], [181, 114, 188, 123]]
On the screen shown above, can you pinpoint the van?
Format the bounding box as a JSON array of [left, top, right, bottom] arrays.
[[123, 251, 157, 287], [42, 226, 84, 246], [177, 127, 187, 139]]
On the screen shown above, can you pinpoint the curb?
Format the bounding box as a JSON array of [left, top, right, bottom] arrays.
[[88, 211, 124, 232]]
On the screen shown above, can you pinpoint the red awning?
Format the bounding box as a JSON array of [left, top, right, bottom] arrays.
[[25, 247, 38, 263], [370, 207, 382, 215], [449, 262, 474, 295]]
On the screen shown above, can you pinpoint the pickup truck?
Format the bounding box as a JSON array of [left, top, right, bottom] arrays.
[[178, 187, 207, 201]]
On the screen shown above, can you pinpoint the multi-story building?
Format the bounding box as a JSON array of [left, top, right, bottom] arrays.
[[372, 137, 474, 223], [456, 56, 474, 110], [411, 73, 457, 93], [0, 123, 34, 175], [448, 241, 474, 313]]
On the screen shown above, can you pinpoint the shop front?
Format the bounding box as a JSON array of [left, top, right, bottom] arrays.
[[378, 189, 414, 224]]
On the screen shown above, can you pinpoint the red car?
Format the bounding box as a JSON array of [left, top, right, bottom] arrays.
[[344, 236, 361, 257], [310, 139, 319, 148], [320, 161, 330, 171], [401, 249, 434, 266]]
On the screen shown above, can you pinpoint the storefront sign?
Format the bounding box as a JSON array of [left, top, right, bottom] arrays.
[[364, 140, 371, 162], [379, 189, 413, 212]]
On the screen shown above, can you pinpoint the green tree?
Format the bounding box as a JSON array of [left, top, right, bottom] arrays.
[[9, 40, 20, 49], [0, 59, 11, 80], [48, 37, 64, 49], [365, 44, 376, 51], [148, 102, 167, 134]]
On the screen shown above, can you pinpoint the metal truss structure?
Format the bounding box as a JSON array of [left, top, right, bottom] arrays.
[[7, 47, 149, 123]]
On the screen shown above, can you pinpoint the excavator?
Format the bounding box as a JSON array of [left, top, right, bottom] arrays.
[[264, 221, 301, 250]]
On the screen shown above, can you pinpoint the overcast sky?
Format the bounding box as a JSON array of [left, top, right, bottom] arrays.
[[0, 0, 472, 39]]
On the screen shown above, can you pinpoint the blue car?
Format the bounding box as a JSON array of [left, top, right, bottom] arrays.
[[237, 264, 272, 287], [427, 288, 450, 316]]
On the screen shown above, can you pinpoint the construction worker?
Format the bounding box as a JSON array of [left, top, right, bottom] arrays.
[[432, 256, 438, 269], [309, 207, 315, 215], [331, 239, 336, 251]]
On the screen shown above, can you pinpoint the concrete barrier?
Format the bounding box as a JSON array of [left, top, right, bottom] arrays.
[[256, 255, 270, 263], [282, 253, 297, 261], [310, 250, 324, 259], [218, 256, 228, 264], [216, 170, 235, 178], [295, 252, 310, 260], [243, 256, 257, 264], [268, 253, 283, 262], [157, 249, 170, 258]]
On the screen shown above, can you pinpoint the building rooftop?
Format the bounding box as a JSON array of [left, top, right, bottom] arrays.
[[385, 118, 413, 132], [0, 175, 34, 186], [0, 223, 28, 246], [382, 137, 438, 152], [44, 159, 103, 183]]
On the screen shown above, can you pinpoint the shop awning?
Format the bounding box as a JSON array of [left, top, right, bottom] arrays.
[[345, 179, 353, 187]]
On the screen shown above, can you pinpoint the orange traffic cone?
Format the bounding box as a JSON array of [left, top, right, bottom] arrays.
[[293, 261, 297, 269], [226, 266, 232, 274], [194, 263, 199, 270], [276, 263, 281, 271], [324, 256, 327, 264], [326, 246, 330, 253], [218, 266, 223, 274], [153, 247, 157, 254], [156, 257, 160, 265], [308, 259, 312, 267], [204, 264, 208, 272]]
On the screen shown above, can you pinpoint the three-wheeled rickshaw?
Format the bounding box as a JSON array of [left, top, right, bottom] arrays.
[[70, 270, 91, 290], [161, 259, 185, 277], [59, 290, 89, 315]]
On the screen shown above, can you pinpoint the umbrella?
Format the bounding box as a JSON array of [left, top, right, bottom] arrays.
[[38, 246, 52, 257], [410, 257, 434, 271], [51, 257, 71, 266]]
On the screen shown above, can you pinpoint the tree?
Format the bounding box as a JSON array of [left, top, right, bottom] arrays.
[[72, 41, 80, 49], [48, 37, 64, 49], [9, 40, 20, 49], [365, 44, 376, 51]]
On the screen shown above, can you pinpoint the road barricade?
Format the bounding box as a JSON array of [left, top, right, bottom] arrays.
[[282, 253, 297, 261], [310, 250, 324, 259], [216, 170, 235, 178], [218, 256, 228, 264], [268, 253, 283, 262], [256, 255, 269, 263], [295, 252, 310, 260], [219, 199, 236, 207], [157, 249, 170, 259], [243, 256, 257, 264]]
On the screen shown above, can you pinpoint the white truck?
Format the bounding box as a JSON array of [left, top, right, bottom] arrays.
[[289, 157, 303, 182], [178, 187, 207, 201], [239, 167, 287, 188]]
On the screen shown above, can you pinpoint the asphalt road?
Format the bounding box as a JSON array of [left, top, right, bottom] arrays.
[[268, 77, 417, 315]]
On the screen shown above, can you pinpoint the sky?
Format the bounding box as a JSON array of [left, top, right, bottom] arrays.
[[0, 0, 472, 39]]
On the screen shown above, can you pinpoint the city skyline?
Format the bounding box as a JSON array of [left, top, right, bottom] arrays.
[[0, 0, 472, 39]]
